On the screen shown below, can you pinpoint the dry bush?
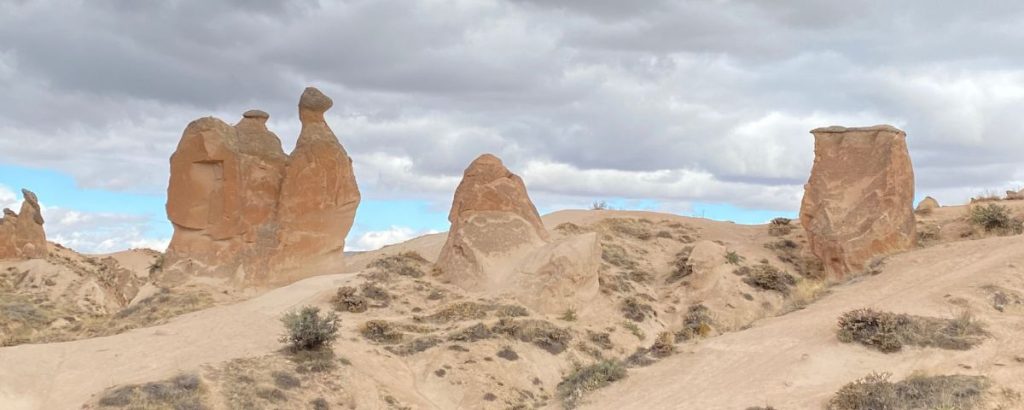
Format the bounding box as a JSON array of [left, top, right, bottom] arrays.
[[622, 321, 645, 340], [555, 222, 589, 235], [587, 330, 614, 349], [968, 203, 1023, 235], [604, 218, 653, 241], [417, 301, 488, 323], [675, 304, 714, 342], [97, 373, 204, 409], [447, 323, 493, 342], [360, 320, 405, 344], [724, 250, 745, 265], [836, 309, 987, 353], [742, 264, 796, 294], [367, 252, 428, 278], [601, 244, 638, 270], [650, 331, 675, 358], [786, 278, 828, 311], [917, 223, 941, 244], [620, 296, 654, 322], [560, 307, 578, 322], [280, 306, 339, 351], [331, 286, 368, 313], [385, 336, 443, 356], [768, 217, 793, 236], [360, 283, 391, 305], [665, 246, 694, 284], [557, 360, 627, 409], [496, 345, 519, 361], [828, 371, 987, 410], [492, 318, 573, 354]]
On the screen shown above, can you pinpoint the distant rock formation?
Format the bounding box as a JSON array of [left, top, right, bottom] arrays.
[[799, 125, 916, 279], [435, 154, 598, 314], [915, 196, 940, 212], [163, 87, 359, 286], [0, 189, 47, 260], [1006, 189, 1024, 200]]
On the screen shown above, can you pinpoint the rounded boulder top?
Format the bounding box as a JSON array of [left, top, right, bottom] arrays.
[[299, 87, 333, 113], [242, 109, 269, 119]]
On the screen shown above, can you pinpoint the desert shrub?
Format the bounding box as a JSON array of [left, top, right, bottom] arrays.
[[147, 254, 164, 274], [675, 304, 714, 342], [311, 398, 330, 410], [724, 250, 745, 265], [360, 320, 405, 344], [620, 296, 654, 322], [836, 309, 986, 353], [494, 304, 530, 317], [624, 347, 656, 367], [768, 217, 793, 236], [665, 247, 694, 284], [742, 264, 796, 294], [492, 318, 573, 354], [605, 218, 653, 240], [367, 252, 428, 278], [622, 321, 645, 340], [360, 283, 391, 304], [650, 331, 675, 357], [417, 301, 488, 323], [290, 348, 338, 373], [560, 307, 578, 322], [447, 323, 493, 342], [496, 345, 519, 361], [968, 203, 1022, 234], [385, 336, 442, 356], [591, 201, 609, 210], [587, 331, 614, 349], [827, 371, 987, 410], [280, 306, 339, 351], [331, 286, 368, 313], [97, 373, 203, 408], [601, 244, 637, 270], [557, 360, 627, 409], [786, 278, 828, 311]]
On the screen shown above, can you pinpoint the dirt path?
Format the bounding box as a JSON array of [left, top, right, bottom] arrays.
[[0, 272, 357, 410], [583, 235, 1024, 410]]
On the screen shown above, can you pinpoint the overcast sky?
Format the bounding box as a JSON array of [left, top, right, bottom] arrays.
[[2, 0, 1023, 253]]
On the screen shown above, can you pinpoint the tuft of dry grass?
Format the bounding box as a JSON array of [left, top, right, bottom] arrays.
[[331, 286, 368, 313], [96, 373, 204, 409], [360, 320, 405, 344], [557, 360, 627, 409], [741, 264, 796, 294], [767, 217, 793, 236], [665, 247, 694, 284], [828, 371, 988, 410], [367, 252, 428, 278], [491, 318, 573, 354], [620, 296, 654, 322], [675, 304, 714, 342], [836, 309, 987, 353]]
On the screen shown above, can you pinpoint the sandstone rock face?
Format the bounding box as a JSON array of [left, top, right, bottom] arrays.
[[0, 189, 47, 260], [915, 196, 940, 212], [800, 125, 916, 279], [163, 87, 359, 286], [435, 154, 597, 314]]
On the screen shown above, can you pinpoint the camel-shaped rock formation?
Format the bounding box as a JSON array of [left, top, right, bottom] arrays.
[[0, 189, 47, 260], [163, 87, 359, 286]]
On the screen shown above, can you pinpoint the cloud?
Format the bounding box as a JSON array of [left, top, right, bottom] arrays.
[[1, 0, 1024, 239], [347, 226, 438, 252]]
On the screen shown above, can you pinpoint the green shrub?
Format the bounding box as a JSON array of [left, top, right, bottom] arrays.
[[725, 250, 745, 265], [560, 307, 578, 322], [968, 203, 1022, 234], [280, 306, 339, 351], [557, 360, 627, 408]]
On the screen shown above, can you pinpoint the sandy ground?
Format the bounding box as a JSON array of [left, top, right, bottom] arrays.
[[583, 234, 1024, 410]]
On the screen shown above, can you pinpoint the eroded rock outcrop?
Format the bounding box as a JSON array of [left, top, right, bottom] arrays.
[[435, 154, 598, 313], [163, 87, 359, 286], [0, 189, 47, 259], [799, 125, 916, 279], [915, 196, 940, 212]]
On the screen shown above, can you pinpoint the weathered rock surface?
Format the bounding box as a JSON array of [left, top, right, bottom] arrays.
[[0, 189, 47, 260], [915, 196, 940, 212], [435, 154, 597, 313], [1006, 189, 1024, 200], [799, 125, 916, 279], [163, 87, 359, 286]]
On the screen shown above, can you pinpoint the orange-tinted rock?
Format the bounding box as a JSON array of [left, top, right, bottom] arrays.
[[799, 125, 916, 279], [915, 196, 940, 212], [163, 87, 359, 286], [0, 189, 47, 260]]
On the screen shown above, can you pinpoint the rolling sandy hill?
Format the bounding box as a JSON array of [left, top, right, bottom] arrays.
[[0, 203, 1021, 409]]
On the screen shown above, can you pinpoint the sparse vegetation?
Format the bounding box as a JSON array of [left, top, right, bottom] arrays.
[[605, 218, 653, 240], [601, 243, 638, 270], [360, 320, 405, 344], [385, 335, 442, 356], [836, 309, 987, 353], [741, 264, 796, 294], [620, 296, 654, 322], [665, 246, 694, 284], [591, 200, 609, 210], [725, 250, 745, 265], [367, 252, 428, 278], [675, 304, 714, 342], [555, 222, 589, 235], [557, 360, 627, 409], [650, 331, 675, 357], [560, 307, 578, 322], [280, 306, 339, 351], [492, 318, 573, 354], [496, 345, 519, 361], [768, 217, 793, 236], [622, 321, 645, 340], [968, 203, 1022, 234], [97, 373, 204, 409], [827, 372, 988, 410], [331, 286, 368, 313]]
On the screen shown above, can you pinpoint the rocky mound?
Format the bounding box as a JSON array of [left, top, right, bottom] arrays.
[[0, 189, 47, 260], [799, 125, 916, 279], [163, 87, 359, 287]]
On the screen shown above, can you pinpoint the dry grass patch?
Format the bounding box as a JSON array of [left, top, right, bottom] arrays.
[[837, 309, 987, 353], [360, 320, 406, 344], [557, 360, 627, 409], [767, 217, 793, 236], [828, 372, 988, 410], [675, 304, 714, 342], [96, 373, 205, 409], [620, 296, 654, 322], [367, 251, 428, 278], [741, 264, 796, 295], [665, 246, 694, 284], [492, 318, 573, 354], [331, 286, 368, 313]]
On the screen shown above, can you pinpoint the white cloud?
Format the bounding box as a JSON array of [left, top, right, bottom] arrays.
[[347, 226, 439, 252]]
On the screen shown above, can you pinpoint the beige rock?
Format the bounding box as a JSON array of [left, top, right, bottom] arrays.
[[799, 125, 916, 279], [686, 240, 728, 291], [163, 87, 359, 287], [0, 189, 48, 260], [915, 196, 940, 211], [1006, 189, 1024, 200]]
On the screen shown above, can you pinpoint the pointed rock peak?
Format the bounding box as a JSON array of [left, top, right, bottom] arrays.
[[21, 189, 38, 206], [465, 153, 512, 178], [298, 87, 333, 123]]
